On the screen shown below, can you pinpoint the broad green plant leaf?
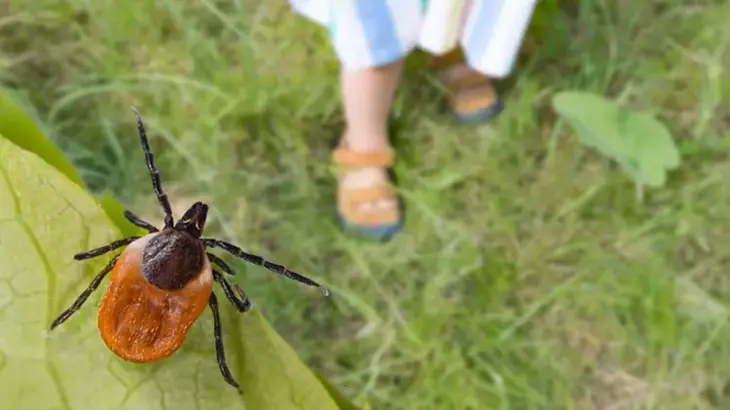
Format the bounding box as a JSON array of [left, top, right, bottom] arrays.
[[0, 87, 83, 186], [312, 369, 360, 410], [96, 191, 146, 238], [552, 91, 681, 187], [0, 136, 344, 409], [237, 312, 340, 409], [0, 87, 141, 237]]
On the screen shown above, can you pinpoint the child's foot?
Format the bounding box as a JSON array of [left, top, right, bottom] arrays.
[[441, 63, 504, 123], [429, 50, 504, 123], [332, 142, 403, 240]]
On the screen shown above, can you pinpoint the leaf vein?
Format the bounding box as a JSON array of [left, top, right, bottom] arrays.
[[0, 153, 71, 410]]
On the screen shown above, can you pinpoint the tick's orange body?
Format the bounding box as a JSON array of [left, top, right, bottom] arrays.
[[97, 233, 212, 362]]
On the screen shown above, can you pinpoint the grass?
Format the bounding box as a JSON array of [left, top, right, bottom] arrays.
[[2, 0, 730, 408]]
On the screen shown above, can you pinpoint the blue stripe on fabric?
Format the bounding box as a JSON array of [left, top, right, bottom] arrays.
[[465, 0, 505, 63], [328, 0, 336, 37], [353, 0, 404, 66], [420, 0, 429, 13]]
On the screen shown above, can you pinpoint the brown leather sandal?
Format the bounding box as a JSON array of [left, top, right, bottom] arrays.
[[332, 145, 403, 240], [429, 48, 504, 123]]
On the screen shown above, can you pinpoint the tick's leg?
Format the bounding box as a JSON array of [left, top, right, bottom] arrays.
[[209, 292, 241, 393], [208, 253, 250, 311], [207, 252, 235, 276], [73, 237, 139, 261], [123, 210, 158, 233], [212, 270, 251, 312], [50, 256, 119, 330], [130, 107, 174, 229], [203, 238, 330, 296]]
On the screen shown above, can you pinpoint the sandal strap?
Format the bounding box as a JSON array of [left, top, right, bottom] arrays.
[[333, 147, 395, 168], [442, 65, 492, 93], [428, 48, 465, 69], [447, 83, 498, 107], [338, 186, 399, 226], [344, 207, 400, 226], [341, 186, 394, 204]]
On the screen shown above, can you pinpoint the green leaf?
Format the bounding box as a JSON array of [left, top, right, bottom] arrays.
[[312, 369, 360, 410], [0, 87, 84, 186], [0, 136, 343, 409], [237, 311, 340, 410], [96, 191, 146, 238], [552, 91, 681, 187], [0, 88, 142, 236]]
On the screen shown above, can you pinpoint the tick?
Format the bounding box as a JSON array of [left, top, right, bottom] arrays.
[[49, 107, 330, 393]]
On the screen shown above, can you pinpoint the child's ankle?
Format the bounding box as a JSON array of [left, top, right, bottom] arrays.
[[343, 129, 390, 153]]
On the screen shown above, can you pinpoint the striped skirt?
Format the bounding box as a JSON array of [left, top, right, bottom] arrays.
[[290, 0, 538, 78]]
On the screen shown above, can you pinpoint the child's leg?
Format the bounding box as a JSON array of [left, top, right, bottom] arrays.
[[333, 59, 404, 238], [340, 59, 403, 212], [341, 60, 403, 153]]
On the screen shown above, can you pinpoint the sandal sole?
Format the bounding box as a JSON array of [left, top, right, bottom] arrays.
[[453, 99, 505, 124], [337, 213, 404, 241]]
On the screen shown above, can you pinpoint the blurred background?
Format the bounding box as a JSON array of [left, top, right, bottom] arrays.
[[2, 0, 730, 408]]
